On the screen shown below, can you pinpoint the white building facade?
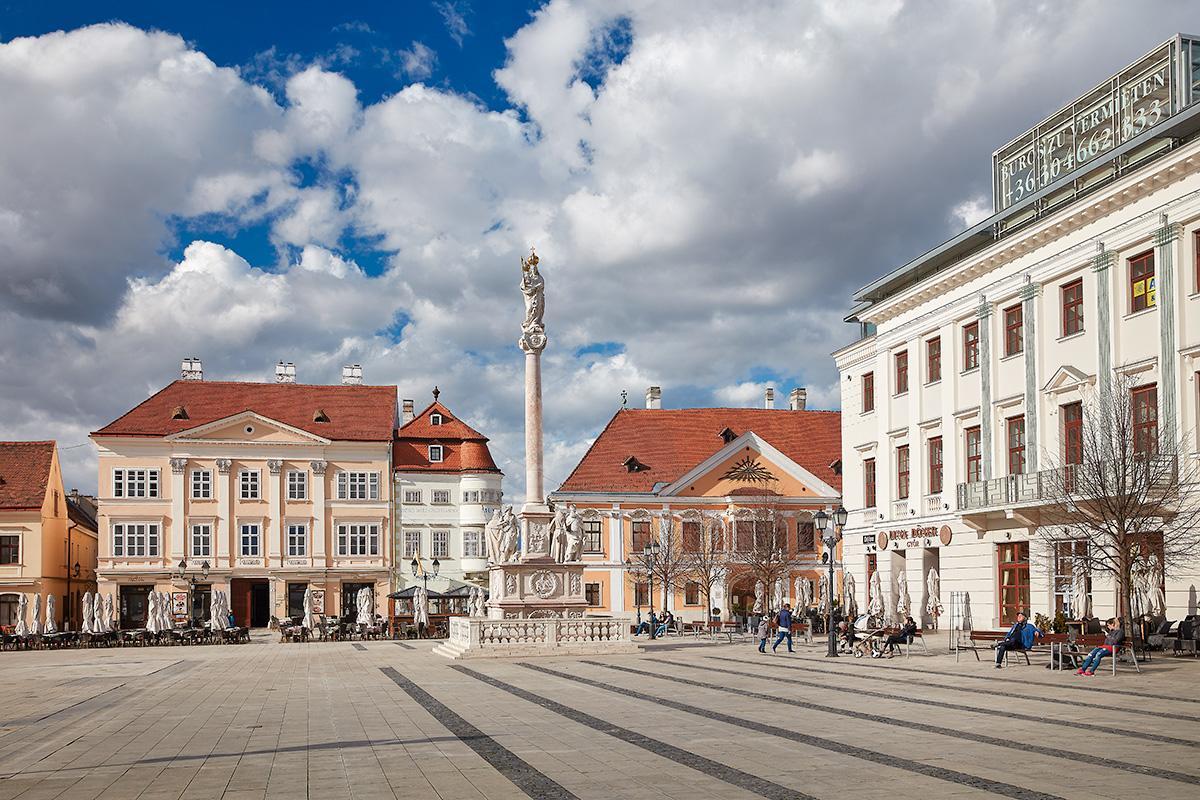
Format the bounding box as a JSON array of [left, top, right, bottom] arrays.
[[836, 36, 1200, 630], [392, 396, 503, 593]]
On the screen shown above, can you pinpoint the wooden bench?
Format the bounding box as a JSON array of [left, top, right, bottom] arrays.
[[956, 630, 1034, 664], [790, 622, 813, 644], [1050, 633, 1141, 675], [878, 627, 928, 658]]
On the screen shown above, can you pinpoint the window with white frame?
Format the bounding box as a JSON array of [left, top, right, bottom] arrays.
[[432, 529, 449, 558], [463, 490, 479, 503], [239, 470, 260, 500], [337, 471, 379, 500], [337, 523, 380, 556], [583, 519, 603, 553], [112, 522, 160, 557], [191, 469, 212, 500], [462, 529, 483, 558], [240, 523, 261, 556], [432, 489, 451, 504], [428, 445, 444, 463], [430, 413, 443, 425], [404, 530, 421, 558], [286, 471, 308, 500], [0, 534, 20, 565], [287, 523, 307, 557], [190, 523, 211, 558], [113, 468, 159, 498], [403, 489, 422, 504]]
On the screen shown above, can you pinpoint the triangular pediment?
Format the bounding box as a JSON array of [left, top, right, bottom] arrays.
[[659, 432, 839, 499], [1042, 365, 1093, 394], [166, 411, 331, 445]]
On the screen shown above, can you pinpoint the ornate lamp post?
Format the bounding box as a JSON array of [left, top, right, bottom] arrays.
[[814, 506, 848, 658], [176, 557, 210, 625], [410, 557, 441, 591]]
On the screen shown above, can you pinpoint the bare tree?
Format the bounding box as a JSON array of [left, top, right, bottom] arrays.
[[1035, 375, 1200, 634], [683, 513, 729, 622], [625, 514, 690, 612], [728, 491, 806, 613]]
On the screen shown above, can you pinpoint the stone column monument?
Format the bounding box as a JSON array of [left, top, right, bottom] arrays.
[[484, 250, 588, 620]]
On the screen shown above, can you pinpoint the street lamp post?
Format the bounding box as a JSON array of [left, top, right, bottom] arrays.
[[814, 506, 848, 658], [176, 558, 210, 626], [410, 557, 441, 592]]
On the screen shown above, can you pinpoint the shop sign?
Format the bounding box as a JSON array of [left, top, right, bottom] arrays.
[[874, 525, 954, 551]]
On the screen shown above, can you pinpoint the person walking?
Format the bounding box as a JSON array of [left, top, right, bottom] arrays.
[[1076, 618, 1125, 676], [757, 613, 770, 653], [771, 603, 795, 653], [994, 611, 1043, 668]]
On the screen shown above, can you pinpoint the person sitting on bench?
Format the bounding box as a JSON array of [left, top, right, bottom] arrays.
[[1076, 618, 1124, 676], [994, 611, 1043, 668], [836, 620, 857, 653], [881, 616, 917, 657]]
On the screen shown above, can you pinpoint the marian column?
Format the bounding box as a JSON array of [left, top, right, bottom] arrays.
[[517, 250, 555, 561]]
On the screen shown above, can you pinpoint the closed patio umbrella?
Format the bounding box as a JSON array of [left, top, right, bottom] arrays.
[[147, 592, 160, 634], [210, 590, 226, 631], [843, 572, 858, 620], [414, 587, 429, 628], [868, 571, 883, 618], [1070, 558, 1090, 619], [45, 594, 57, 634], [93, 594, 106, 634], [896, 571, 911, 622], [80, 591, 93, 634], [925, 568, 943, 622], [302, 586, 317, 630], [356, 587, 372, 625], [799, 577, 813, 611], [14, 593, 28, 636], [31, 594, 42, 636], [104, 594, 114, 632], [161, 591, 173, 631], [817, 573, 829, 616]]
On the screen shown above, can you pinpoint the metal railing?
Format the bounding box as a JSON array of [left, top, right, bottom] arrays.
[[956, 456, 1178, 512]]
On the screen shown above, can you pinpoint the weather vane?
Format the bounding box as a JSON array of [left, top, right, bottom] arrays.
[[620, 389, 628, 407]]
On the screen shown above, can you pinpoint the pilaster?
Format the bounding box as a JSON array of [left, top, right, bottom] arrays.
[[169, 458, 186, 561], [215, 459, 232, 566], [311, 460, 327, 563], [977, 299, 994, 481], [267, 459, 283, 566], [1154, 214, 1182, 440], [1020, 280, 1041, 471], [1092, 243, 1116, 403]]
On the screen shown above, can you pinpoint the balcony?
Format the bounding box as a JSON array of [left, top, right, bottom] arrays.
[[923, 494, 947, 515], [891, 499, 909, 519]]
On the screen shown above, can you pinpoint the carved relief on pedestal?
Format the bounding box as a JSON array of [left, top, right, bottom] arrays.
[[568, 573, 582, 596], [567, 609, 584, 618], [525, 521, 549, 555], [528, 609, 561, 619], [505, 573, 517, 595], [530, 570, 558, 599]]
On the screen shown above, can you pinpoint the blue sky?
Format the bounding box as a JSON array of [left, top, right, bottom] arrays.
[[1, 2, 1196, 496]]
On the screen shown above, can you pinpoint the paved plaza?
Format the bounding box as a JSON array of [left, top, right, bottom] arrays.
[[0, 633, 1196, 800]]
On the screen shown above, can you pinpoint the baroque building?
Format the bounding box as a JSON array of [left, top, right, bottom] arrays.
[[91, 360, 395, 628]]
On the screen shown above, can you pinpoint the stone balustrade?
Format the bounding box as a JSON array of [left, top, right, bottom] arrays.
[[433, 615, 637, 659]]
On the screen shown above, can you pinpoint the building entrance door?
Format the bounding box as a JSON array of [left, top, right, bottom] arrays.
[[191, 584, 212, 625], [341, 582, 373, 622], [230, 578, 271, 627], [287, 582, 308, 620], [119, 585, 150, 629]]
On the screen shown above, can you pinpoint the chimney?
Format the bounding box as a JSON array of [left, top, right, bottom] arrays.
[[275, 361, 296, 383], [789, 387, 807, 411], [764, 387, 775, 409], [180, 357, 203, 381], [341, 364, 363, 385], [402, 399, 415, 424], [645, 386, 662, 409]]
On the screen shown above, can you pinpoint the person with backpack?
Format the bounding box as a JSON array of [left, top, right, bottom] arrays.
[[757, 613, 770, 653], [772, 603, 795, 653]]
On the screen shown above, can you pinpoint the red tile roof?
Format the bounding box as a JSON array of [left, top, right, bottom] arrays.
[[556, 408, 842, 494], [393, 401, 501, 474], [92, 381, 397, 442], [0, 441, 55, 510]]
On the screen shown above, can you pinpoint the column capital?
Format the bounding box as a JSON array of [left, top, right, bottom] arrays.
[[1091, 242, 1116, 273], [310, 460, 328, 476], [267, 459, 283, 474], [215, 458, 232, 475], [169, 457, 187, 475], [1154, 217, 1183, 247], [1020, 281, 1042, 301], [975, 296, 992, 319]]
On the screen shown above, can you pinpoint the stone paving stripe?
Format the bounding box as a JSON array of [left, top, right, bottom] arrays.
[[616, 659, 1200, 786], [759, 650, 1200, 705], [379, 666, 577, 800], [521, 662, 1064, 800], [452, 665, 815, 800], [392, 642, 415, 650], [352, 643, 368, 651], [701, 656, 1200, 749]]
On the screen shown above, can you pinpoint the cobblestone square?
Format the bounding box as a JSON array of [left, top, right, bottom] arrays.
[[1, 633, 1196, 799]]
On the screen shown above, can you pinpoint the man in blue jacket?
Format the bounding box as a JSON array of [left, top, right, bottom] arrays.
[[994, 611, 1043, 668], [772, 604, 795, 653]]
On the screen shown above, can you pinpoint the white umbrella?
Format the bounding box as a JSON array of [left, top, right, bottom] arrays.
[[925, 568, 943, 619], [104, 594, 115, 632], [14, 593, 28, 636], [817, 573, 830, 616], [414, 587, 429, 628], [356, 587, 372, 625], [843, 572, 858, 619], [147, 592, 160, 634], [868, 571, 884, 618], [1146, 554, 1166, 617], [31, 594, 42, 636], [80, 591, 93, 634], [93, 594, 105, 634], [302, 586, 317, 630], [161, 591, 173, 631], [45, 594, 57, 635], [1070, 558, 1090, 619], [798, 577, 813, 610], [896, 571, 911, 622], [752, 581, 765, 614]]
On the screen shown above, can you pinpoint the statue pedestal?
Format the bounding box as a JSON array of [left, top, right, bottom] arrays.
[[486, 561, 589, 620]]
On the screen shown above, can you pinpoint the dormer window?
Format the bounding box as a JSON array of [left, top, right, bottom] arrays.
[[719, 427, 737, 444], [171, 405, 189, 420], [429, 445, 444, 463], [430, 413, 443, 425], [623, 456, 648, 473], [830, 459, 843, 476], [313, 409, 330, 423]]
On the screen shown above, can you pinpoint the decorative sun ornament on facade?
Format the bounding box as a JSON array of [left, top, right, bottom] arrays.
[[721, 456, 777, 484]]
